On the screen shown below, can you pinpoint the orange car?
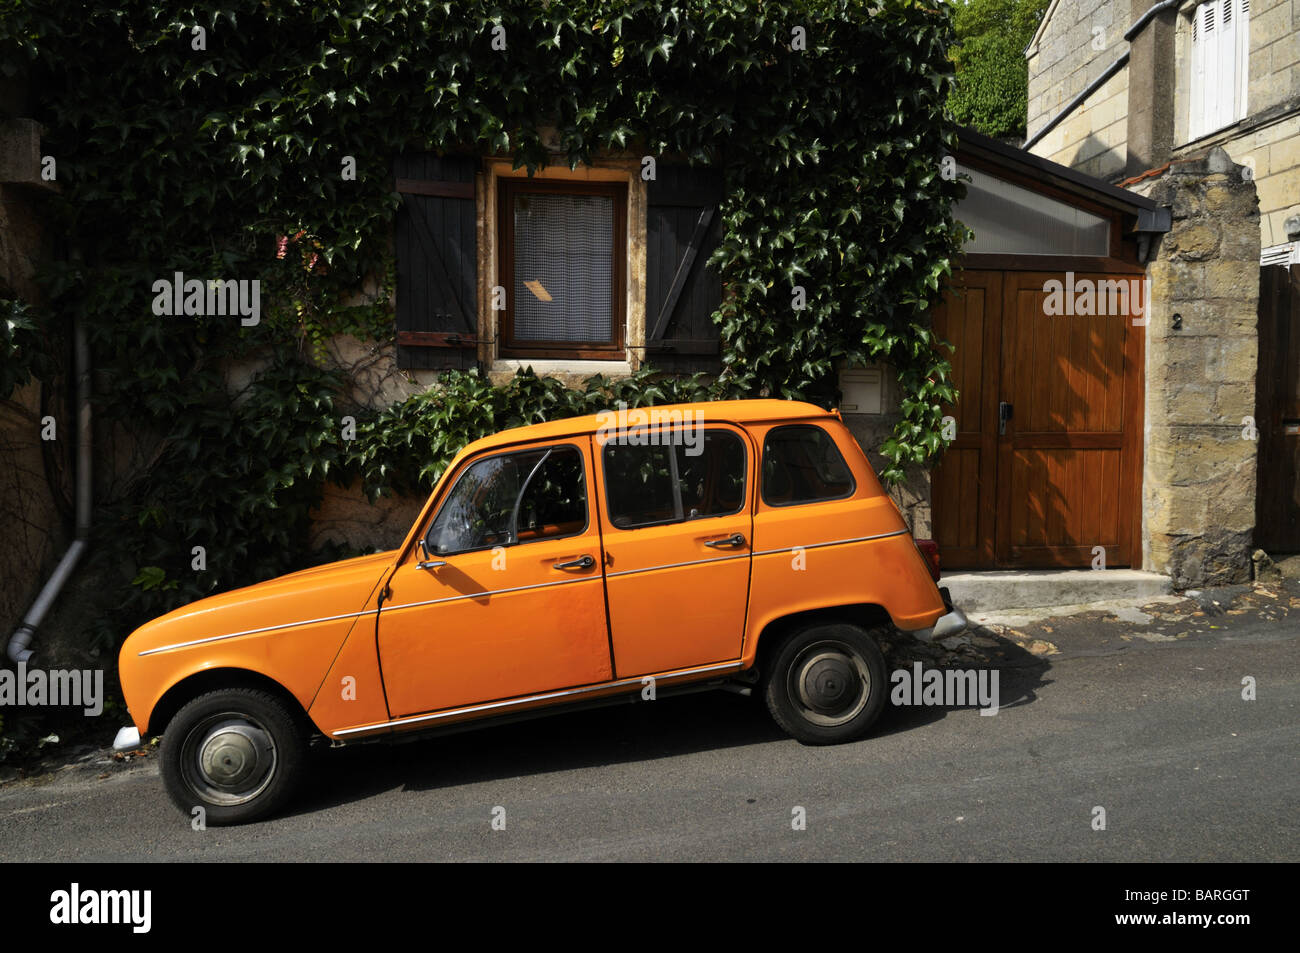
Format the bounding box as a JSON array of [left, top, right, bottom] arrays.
[[115, 399, 966, 823]]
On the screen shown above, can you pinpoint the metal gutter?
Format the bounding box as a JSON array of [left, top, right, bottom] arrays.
[[1123, 0, 1182, 42], [1024, 52, 1130, 151], [7, 316, 91, 664]]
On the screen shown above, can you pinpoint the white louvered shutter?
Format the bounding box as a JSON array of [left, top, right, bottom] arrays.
[[1189, 0, 1250, 139]]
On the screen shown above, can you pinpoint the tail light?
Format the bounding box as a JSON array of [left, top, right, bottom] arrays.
[[915, 538, 941, 582]]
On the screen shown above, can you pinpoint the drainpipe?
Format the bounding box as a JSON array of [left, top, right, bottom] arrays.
[[1023, 0, 1181, 152], [7, 316, 91, 665]]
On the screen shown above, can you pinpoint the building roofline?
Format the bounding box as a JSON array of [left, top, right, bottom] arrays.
[[956, 126, 1166, 224], [1024, 0, 1064, 58]]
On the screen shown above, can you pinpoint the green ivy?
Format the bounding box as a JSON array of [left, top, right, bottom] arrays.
[[1, 0, 965, 648], [0, 298, 56, 400], [348, 366, 713, 497]]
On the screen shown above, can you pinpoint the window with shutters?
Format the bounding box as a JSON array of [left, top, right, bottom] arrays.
[[498, 178, 627, 360], [393, 154, 724, 375], [645, 165, 725, 375], [394, 154, 480, 371], [1188, 0, 1250, 141]]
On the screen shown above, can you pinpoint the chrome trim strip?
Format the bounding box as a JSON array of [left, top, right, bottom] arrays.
[[138, 609, 377, 657], [333, 661, 744, 738], [139, 531, 910, 657], [380, 573, 597, 615], [751, 528, 908, 557], [138, 573, 603, 657], [604, 529, 909, 579], [605, 552, 750, 579]]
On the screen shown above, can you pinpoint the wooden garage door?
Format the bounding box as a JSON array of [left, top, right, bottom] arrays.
[[933, 270, 1144, 569]]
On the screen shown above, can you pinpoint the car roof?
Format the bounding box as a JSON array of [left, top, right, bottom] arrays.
[[460, 399, 836, 456]]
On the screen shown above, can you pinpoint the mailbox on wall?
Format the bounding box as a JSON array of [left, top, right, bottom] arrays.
[[838, 365, 883, 415]]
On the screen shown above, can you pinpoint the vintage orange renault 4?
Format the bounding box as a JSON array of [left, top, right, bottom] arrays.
[[116, 399, 966, 823]]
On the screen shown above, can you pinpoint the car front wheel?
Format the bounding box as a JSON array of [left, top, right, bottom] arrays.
[[160, 687, 305, 825], [764, 623, 889, 745]]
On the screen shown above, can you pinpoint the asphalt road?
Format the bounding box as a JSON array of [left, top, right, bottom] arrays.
[[1, 612, 1296, 862]]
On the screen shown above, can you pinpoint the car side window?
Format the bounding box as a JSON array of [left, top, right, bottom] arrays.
[[761, 425, 856, 506], [603, 430, 747, 529], [426, 445, 587, 555]]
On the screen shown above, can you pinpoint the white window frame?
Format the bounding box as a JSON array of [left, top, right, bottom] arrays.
[[1188, 0, 1250, 141]]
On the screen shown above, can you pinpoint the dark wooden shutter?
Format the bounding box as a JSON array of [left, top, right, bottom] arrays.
[[395, 154, 479, 370], [645, 165, 723, 374]]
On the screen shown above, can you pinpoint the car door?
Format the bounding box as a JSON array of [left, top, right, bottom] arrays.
[[376, 439, 613, 718], [596, 422, 754, 677]]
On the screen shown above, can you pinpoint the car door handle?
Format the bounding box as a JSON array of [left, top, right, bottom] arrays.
[[704, 533, 747, 549], [417, 560, 447, 571], [552, 554, 595, 571]]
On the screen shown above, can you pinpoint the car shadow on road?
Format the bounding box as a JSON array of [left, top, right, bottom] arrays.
[[874, 638, 1053, 738], [288, 691, 782, 817], [286, 633, 1053, 820]]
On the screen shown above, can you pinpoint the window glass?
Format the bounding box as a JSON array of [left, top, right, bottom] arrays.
[[604, 430, 747, 529], [762, 426, 856, 506], [677, 431, 747, 519], [427, 446, 586, 555], [515, 449, 587, 542], [513, 192, 614, 343], [956, 166, 1111, 256]]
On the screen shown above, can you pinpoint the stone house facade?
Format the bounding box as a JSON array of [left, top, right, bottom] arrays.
[[352, 125, 1268, 589], [1021, 0, 1299, 572], [1025, 0, 1300, 253]]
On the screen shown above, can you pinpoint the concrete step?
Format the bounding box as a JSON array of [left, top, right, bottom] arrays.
[[941, 569, 1172, 614]]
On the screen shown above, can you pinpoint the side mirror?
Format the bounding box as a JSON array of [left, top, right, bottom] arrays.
[[415, 534, 447, 571]]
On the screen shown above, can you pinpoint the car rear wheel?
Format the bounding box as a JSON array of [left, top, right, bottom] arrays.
[[160, 688, 305, 825], [764, 623, 888, 745]]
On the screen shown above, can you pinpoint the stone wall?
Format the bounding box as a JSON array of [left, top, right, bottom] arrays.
[[1202, 112, 1300, 250], [305, 333, 437, 554], [841, 370, 933, 540], [1027, 0, 1134, 180], [1030, 0, 1300, 247], [1131, 147, 1261, 586], [1169, 0, 1300, 249], [1241, 0, 1298, 119]]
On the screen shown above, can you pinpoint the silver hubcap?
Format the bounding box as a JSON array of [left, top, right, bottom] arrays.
[[789, 641, 872, 727], [181, 713, 277, 806]]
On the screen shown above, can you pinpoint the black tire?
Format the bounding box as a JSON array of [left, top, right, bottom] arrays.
[[763, 623, 889, 745], [160, 687, 306, 826]]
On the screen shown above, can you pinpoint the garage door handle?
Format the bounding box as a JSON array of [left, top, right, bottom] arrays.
[[553, 554, 595, 571], [705, 533, 747, 549], [998, 401, 1013, 436]]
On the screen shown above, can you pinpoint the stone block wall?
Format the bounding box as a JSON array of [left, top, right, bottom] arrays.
[[1131, 147, 1262, 586], [1169, 0, 1300, 249], [1027, 0, 1134, 180], [1212, 112, 1300, 249], [841, 370, 933, 540]]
